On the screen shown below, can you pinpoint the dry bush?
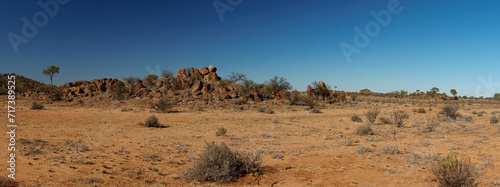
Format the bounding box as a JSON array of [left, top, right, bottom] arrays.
[[491, 116, 499, 124], [464, 115, 473, 123], [310, 108, 322, 113], [417, 107, 426, 113], [379, 117, 392, 124], [139, 115, 162, 128], [441, 105, 460, 120], [153, 98, 172, 113], [141, 152, 163, 162], [257, 107, 275, 114], [30, 102, 44, 110], [356, 145, 372, 154], [356, 125, 373, 136], [393, 110, 409, 127], [351, 114, 363, 122], [216, 127, 227, 136], [365, 108, 380, 124], [422, 116, 440, 133], [380, 144, 400, 155], [431, 152, 478, 187], [186, 142, 261, 183]]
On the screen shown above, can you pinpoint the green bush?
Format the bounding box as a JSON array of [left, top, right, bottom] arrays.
[[186, 142, 261, 183]]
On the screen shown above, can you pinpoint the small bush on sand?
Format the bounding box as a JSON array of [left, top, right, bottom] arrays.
[[31, 102, 44, 110], [216, 127, 227, 136], [365, 108, 380, 124], [257, 107, 275, 114], [379, 117, 392, 124], [356, 125, 373, 135], [310, 108, 322, 113], [422, 116, 440, 133], [417, 108, 426, 113], [351, 114, 363, 122], [393, 110, 409, 127], [441, 105, 460, 120], [431, 152, 478, 187], [139, 115, 162, 128], [381, 144, 400, 155], [489, 115, 499, 124], [186, 142, 261, 183]]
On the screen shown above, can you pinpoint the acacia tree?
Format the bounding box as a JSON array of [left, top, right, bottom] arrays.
[[431, 87, 440, 93], [43, 66, 60, 85], [450, 89, 457, 96]]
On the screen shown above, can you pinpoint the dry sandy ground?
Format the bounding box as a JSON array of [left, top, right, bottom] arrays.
[[1, 97, 500, 186]]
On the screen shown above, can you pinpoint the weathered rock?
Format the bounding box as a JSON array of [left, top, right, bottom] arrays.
[[208, 65, 217, 73], [136, 88, 149, 97], [275, 91, 289, 100], [228, 90, 238, 98], [96, 81, 106, 92], [201, 84, 211, 94], [205, 72, 220, 82], [221, 91, 230, 99], [177, 68, 188, 79], [156, 78, 167, 88], [200, 67, 209, 75], [188, 68, 202, 80], [159, 85, 170, 93], [307, 84, 312, 94], [318, 81, 327, 90], [191, 80, 203, 92]]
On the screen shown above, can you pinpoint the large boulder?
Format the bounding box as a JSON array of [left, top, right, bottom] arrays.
[[208, 65, 217, 73], [201, 84, 211, 94], [204, 72, 220, 82], [136, 88, 149, 97], [177, 68, 188, 79], [191, 80, 203, 92], [200, 67, 209, 75], [188, 68, 202, 80], [318, 81, 327, 90], [131, 80, 144, 95]]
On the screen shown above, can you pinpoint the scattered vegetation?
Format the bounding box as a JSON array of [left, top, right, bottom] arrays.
[[393, 110, 409, 127], [365, 108, 380, 124], [441, 105, 460, 120], [257, 107, 275, 114], [491, 116, 499, 124], [216, 127, 227, 137], [356, 125, 373, 136], [351, 114, 363, 122], [31, 102, 44, 110], [186, 142, 261, 183], [153, 98, 173, 113], [380, 144, 400, 155], [431, 152, 478, 187]]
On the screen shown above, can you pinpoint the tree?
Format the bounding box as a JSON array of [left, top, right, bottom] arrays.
[[266, 75, 292, 91], [360, 88, 371, 93], [450, 89, 457, 96], [227, 72, 247, 84], [431, 87, 440, 93], [43, 66, 60, 85], [494, 93, 500, 100], [144, 74, 159, 88], [161, 70, 174, 79]]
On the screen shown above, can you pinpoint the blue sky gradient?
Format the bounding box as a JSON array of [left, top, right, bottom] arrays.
[[2, 0, 499, 97]]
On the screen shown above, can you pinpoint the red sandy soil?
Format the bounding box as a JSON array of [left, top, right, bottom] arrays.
[[1, 97, 500, 186]]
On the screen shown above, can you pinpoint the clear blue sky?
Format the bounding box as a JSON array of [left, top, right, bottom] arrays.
[[2, 0, 500, 97]]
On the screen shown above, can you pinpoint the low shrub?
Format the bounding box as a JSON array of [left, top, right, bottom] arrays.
[[356, 125, 373, 135], [365, 108, 380, 124], [491, 116, 499, 124], [351, 114, 363, 122], [393, 110, 409, 127], [31, 102, 44, 110], [441, 105, 460, 120], [431, 152, 478, 187], [186, 142, 261, 183], [216, 127, 227, 137], [139, 115, 162, 128]]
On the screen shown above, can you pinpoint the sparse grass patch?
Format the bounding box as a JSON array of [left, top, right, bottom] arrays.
[[356, 145, 372, 154], [30, 102, 44, 110], [464, 115, 473, 123], [356, 125, 373, 136], [365, 107, 380, 124], [351, 114, 363, 122], [441, 105, 460, 120], [431, 152, 478, 187], [379, 117, 392, 124], [153, 98, 173, 113], [257, 107, 275, 114], [380, 144, 400, 155], [142, 152, 163, 162], [186, 142, 261, 183], [216, 127, 227, 137], [310, 108, 322, 113]]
